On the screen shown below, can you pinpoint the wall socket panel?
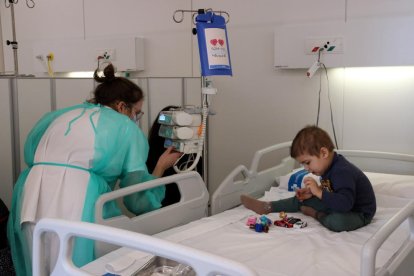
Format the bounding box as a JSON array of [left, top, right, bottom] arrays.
[[305, 37, 344, 55], [96, 49, 116, 61]]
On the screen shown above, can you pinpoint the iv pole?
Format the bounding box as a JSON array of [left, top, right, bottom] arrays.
[[3, 0, 35, 184], [6, 2, 19, 75], [172, 9, 230, 192], [4, 0, 35, 76]]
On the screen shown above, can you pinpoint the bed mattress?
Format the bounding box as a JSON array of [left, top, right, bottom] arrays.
[[83, 172, 413, 276]]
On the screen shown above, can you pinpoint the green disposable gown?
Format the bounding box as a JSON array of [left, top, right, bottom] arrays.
[[7, 102, 165, 276]]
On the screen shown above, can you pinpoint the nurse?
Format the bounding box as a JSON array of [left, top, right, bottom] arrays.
[[7, 63, 182, 275]]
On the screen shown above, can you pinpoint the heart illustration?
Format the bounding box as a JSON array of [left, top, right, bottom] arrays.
[[218, 39, 225, 46], [210, 39, 218, 46]]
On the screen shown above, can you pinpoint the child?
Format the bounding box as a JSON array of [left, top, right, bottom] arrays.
[[240, 125, 376, 232]]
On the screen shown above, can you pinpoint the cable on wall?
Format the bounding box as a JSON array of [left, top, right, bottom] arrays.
[[315, 62, 339, 149], [308, 46, 339, 149]]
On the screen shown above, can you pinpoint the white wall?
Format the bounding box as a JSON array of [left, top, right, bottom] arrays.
[[0, 79, 14, 208], [0, 16, 4, 73], [1, 0, 414, 196]]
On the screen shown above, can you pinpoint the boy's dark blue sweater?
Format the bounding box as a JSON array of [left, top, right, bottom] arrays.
[[321, 153, 376, 219]]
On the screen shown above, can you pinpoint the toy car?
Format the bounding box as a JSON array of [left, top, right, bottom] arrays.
[[246, 216, 257, 228], [246, 216, 273, 233], [293, 221, 307, 229], [274, 219, 290, 228], [286, 217, 301, 225], [274, 217, 302, 228]]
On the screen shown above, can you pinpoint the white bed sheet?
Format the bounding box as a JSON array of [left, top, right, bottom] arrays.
[[83, 172, 413, 276]]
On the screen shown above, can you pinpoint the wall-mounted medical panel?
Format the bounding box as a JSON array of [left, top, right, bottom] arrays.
[[32, 37, 145, 73], [274, 16, 414, 69], [274, 21, 346, 69]]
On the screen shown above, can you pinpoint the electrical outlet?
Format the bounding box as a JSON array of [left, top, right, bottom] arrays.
[[96, 49, 116, 61], [305, 37, 343, 55]]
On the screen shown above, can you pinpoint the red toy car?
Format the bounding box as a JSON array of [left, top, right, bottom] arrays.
[[274, 217, 301, 228]]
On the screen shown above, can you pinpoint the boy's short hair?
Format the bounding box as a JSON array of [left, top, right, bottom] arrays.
[[290, 125, 335, 158]]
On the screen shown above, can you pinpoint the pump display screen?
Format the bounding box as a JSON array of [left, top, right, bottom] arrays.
[[158, 113, 172, 124]]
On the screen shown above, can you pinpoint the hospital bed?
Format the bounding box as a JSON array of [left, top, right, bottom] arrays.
[[40, 142, 414, 275]]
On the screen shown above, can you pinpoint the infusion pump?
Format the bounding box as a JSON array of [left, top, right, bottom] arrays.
[[158, 110, 201, 126], [158, 108, 203, 154]]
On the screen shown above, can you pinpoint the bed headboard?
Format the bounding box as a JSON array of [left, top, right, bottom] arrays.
[[337, 149, 414, 176]]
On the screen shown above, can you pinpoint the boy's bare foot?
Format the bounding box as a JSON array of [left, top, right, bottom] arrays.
[[240, 194, 271, 214]]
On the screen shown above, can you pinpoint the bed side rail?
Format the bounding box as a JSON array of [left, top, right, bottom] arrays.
[[95, 172, 208, 255], [337, 150, 414, 176], [361, 200, 414, 276], [211, 141, 294, 215], [95, 172, 208, 233], [33, 218, 258, 276]]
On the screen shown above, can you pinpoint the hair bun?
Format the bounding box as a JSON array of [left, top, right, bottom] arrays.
[[93, 63, 116, 83], [103, 63, 116, 81]]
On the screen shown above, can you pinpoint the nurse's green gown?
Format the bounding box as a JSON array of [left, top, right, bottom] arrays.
[[7, 103, 165, 276]]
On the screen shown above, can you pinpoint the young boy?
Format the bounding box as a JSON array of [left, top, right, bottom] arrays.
[[240, 125, 376, 232]]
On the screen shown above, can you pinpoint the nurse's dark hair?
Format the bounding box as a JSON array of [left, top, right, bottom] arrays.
[[290, 125, 335, 158], [91, 63, 143, 106]]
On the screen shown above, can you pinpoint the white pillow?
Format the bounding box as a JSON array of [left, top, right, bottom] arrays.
[[364, 172, 414, 199], [277, 168, 321, 191], [276, 170, 414, 199]]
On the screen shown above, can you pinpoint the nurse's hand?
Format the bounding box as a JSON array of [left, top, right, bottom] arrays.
[[152, 147, 183, 177]]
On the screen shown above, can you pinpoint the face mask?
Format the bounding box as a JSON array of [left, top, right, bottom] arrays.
[[131, 111, 144, 123]]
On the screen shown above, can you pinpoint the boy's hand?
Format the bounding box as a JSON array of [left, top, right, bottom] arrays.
[[295, 187, 312, 202], [303, 177, 323, 199]]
